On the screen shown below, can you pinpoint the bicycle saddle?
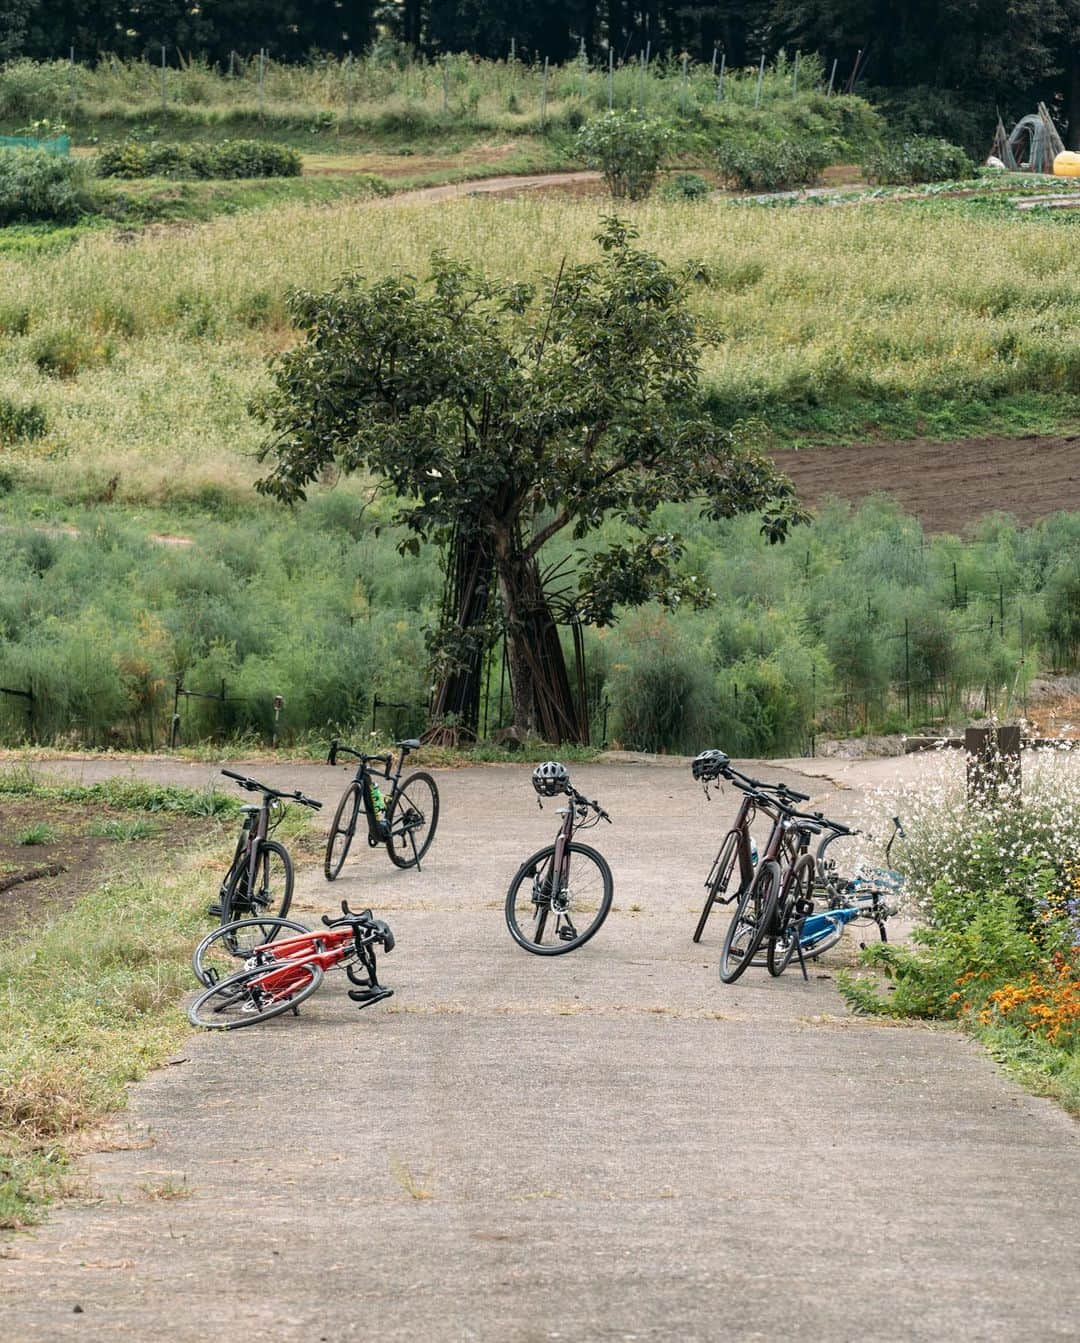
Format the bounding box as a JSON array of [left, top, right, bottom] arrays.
[[396, 738, 421, 750]]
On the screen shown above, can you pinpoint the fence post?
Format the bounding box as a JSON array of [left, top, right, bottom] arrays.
[[540, 57, 548, 126], [904, 618, 911, 721], [755, 52, 765, 108], [160, 45, 167, 119], [442, 54, 450, 115], [827, 58, 838, 95], [608, 47, 614, 109], [346, 51, 354, 119], [965, 725, 1021, 801], [170, 678, 181, 749], [716, 53, 725, 102], [680, 54, 688, 113], [793, 49, 800, 95], [579, 36, 588, 99], [259, 47, 266, 121], [711, 46, 718, 76]]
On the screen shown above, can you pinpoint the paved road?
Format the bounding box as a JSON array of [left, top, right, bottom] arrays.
[[2, 756, 1078, 1341]]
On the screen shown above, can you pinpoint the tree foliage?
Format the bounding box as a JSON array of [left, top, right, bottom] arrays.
[[256, 218, 803, 738]]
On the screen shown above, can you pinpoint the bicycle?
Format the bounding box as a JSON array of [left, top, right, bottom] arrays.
[[324, 737, 439, 880], [504, 760, 613, 956], [188, 901, 395, 1029], [690, 750, 811, 944], [210, 769, 322, 933]]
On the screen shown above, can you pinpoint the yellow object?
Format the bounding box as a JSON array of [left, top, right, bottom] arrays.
[[1053, 151, 1080, 177]]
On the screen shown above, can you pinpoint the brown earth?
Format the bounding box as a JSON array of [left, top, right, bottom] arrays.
[[771, 432, 1080, 532]]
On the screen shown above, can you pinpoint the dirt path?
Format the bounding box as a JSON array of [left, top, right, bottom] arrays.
[[385, 169, 601, 205], [772, 432, 1080, 532], [2, 755, 1077, 1340]]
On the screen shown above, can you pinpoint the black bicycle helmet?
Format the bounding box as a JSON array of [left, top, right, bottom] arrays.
[[532, 760, 570, 797], [691, 749, 730, 782]]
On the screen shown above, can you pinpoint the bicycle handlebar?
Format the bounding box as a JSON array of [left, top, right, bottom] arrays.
[[322, 900, 395, 948], [327, 739, 392, 770], [568, 786, 611, 823], [220, 769, 322, 810]]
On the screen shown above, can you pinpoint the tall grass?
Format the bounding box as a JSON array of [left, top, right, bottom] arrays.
[[1, 193, 1079, 503], [0, 52, 876, 143]]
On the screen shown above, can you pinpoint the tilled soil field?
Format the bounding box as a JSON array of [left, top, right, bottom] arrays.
[[771, 433, 1080, 532]]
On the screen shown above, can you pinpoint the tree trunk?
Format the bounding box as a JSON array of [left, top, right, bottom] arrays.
[[495, 539, 587, 745], [1068, 48, 1080, 151]]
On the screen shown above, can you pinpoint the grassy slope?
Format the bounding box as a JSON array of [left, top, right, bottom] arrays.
[[2, 191, 1080, 509]]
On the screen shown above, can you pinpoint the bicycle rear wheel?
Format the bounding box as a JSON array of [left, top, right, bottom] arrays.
[[188, 961, 323, 1029], [386, 771, 439, 869], [719, 862, 780, 984], [505, 842, 613, 956], [221, 840, 293, 923], [192, 916, 311, 987], [693, 830, 739, 943], [325, 782, 361, 881]]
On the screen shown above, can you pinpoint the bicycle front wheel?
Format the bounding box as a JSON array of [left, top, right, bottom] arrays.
[[719, 861, 780, 984], [325, 782, 361, 881], [767, 855, 815, 978], [222, 840, 293, 924], [693, 830, 739, 944], [505, 842, 613, 956], [192, 915, 311, 987], [386, 771, 440, 869], [189, 961, 324, 1030]]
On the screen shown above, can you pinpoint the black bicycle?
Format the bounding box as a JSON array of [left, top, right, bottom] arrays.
[[324, 738, 439, 880], [211, 769, 323, 930], [504, 761, 613, 956]]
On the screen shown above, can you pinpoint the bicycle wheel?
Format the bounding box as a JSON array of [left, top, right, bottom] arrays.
[[386, 771, 440, 870], [719, 861, 780, 984], [325, 782, 362, 881], [767, 856, 815, 978], [221, 840, 293, 923], [192, 916, 311, 987], [188, 961, 324, 1030], [505, 842, 613, 956], [692, 831, 739, 944]]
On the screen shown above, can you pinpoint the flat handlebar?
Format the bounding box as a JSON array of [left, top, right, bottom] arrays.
[[220, 769, 322, 810]]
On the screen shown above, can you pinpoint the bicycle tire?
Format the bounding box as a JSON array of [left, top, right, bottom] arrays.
[[693, 830, 739, 944], [719, 861, 780, 984], [188, 960, 324, 1030], [505, 842, 613, 956], [325, 782, 361, 881], [767, 855, 815, 978], [385, 771, 440, 869], [192, 915, 311, 987], [221, 839, 294, 924]]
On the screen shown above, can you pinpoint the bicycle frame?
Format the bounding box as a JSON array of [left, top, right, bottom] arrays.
[[335, 744, 409, 845], [704, 791, 758, 902], [221, 799, 272, 902]]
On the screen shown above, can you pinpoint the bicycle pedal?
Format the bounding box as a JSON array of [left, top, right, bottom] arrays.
[[206, 902, 222, 917], [557, 927, 577, 942], [348, 986, 394, 1010]]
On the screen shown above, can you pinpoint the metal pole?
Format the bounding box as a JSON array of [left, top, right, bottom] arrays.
[[680, 54, 688, 113], [442, 55, 450, 115], [608, 47, 614, 109], [716, 53, 725, 102], [161, 45, 167, 118], [999, 582, 1005, 636], [580, 36, 587, 99], [755, 52, 765, 108], [259, 47, 266, 120], [711, 46, 718, 76], [827, 58, 838, 96], [540, 57, 548, 126], [346, 51, 354, 119], [793, 49, 800, 95], [811, 662, 816, 757], [904, 618, 911, 721]]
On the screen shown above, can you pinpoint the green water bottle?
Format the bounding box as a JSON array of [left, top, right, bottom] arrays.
[[370, 783, 387, 821]]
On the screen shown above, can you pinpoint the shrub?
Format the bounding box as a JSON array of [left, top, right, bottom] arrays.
[[98, 138, 301, 181], [659, 172, 711, 202], [0, 148, 92, 224], [575, 112, 673, 200], [607, 613, 715, 753], [0, 397, 47, 443], [861, 136, 973, 186], [714, 134, 831, 192]]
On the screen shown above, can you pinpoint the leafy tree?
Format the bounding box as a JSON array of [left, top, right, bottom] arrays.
[[576, 112, 673, 199], [255, 218, 803, 741]]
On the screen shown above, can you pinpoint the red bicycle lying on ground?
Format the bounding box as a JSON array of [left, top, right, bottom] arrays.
[[188, 902, 395, 1029]]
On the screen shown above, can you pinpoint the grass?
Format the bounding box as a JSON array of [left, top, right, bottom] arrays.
[[86, 816, 161, 841], [0, 768, 240, 818], [0, 841, 221, 1227], [14, 822, 54, 845], [3, 190, 1080, 508]]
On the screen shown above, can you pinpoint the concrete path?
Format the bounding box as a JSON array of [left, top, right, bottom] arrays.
[[2, 756, 1078, 1341]]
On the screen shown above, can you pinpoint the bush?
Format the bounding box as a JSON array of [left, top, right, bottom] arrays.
[[861, 136, 974, 186], [714, 134, 831, 192], [0, 397, 47, 443], [575, 112, 673, 200], [195, 139, 301, 179], [0, 148, 92, 224], [97, 138, 301, 181], [606, 613, 715, 753], [659, 172, 711, 202]]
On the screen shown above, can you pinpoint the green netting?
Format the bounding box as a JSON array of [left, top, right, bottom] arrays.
[[0, 135, 70, 156]]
